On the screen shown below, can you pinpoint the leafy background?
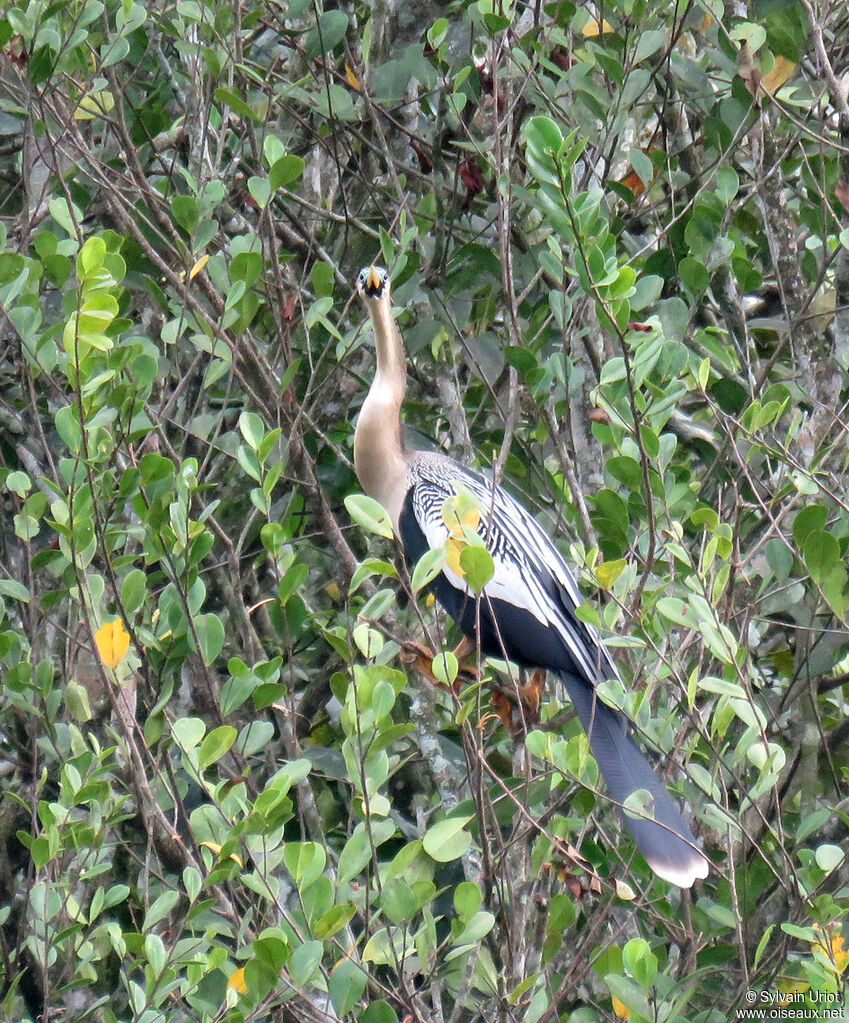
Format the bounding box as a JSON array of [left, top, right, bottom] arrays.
[[0, 0, 848, 1020]]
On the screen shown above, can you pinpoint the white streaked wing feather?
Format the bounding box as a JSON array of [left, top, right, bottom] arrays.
[[409, 456, 618, 679]]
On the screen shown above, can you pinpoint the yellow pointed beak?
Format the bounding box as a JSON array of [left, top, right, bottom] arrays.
[[366, 266, 383, 292], [357, 265, 389, 298]]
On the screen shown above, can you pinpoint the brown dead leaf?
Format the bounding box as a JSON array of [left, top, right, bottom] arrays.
[[459, 158, 485, 209], [410, 139, 433, 174]]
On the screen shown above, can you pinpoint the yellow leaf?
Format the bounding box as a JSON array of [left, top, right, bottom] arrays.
[[74, 89, 115, 121], [445, 537, 465, 577], [582, 18, 614, 37], [442, 492, 480, 537], [761, 55, 795, 93], [810, 925, 849, 975], [596, 559, 626, 589], [612, 994, 631, 1020], [200, 840, 243, 866], [614, 878, 636, 901], [345, 62, 361, 91], [95, 619, 130, 668], [325, 581, 341, 602], [227, 967, 247, 993], [189, 254, 209, 280], [776, 980, 810, 1004]]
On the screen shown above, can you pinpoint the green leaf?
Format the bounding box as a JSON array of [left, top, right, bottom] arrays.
[[121, 568, 146, 615], [269, 155, 305, 190], [524, 115, 563, 155], [699, 618, 737, 665], [289, 940, 322, 986], [49, 196, 84, 236], [792, 504, 828, 548], [359, 587, 396, 620], [380, 878, 417, 923], [198, 725, 237, 769], [431, 651, 458, 687], [459, 545, 494, 593], [815, 844, 844, 873], [423, 815, 473, 862], [360, 1002, 399, 1023], [605, 975, 650, 1020], [283, 842, 326, 888], [195, 612, 225, 665], [428, 18, 449, 49], [0, 252, 25, 285], [605, 455, 642, 490], [803, 530, 839, 585], [680, 256, 709, 292], [483, 12, 510, 32], [454, 881, 482, 918], [314, 903, 356, 939], [0, 577, 30, 603], [504, 346, 538, 376], [411, 546, 446, 593], [350, 558, 398, 592], [247, 176, 270, 209], [103, 884, 130, 910], [450, 909, 495, 949], [329, 957, 366, 1016], [172, 716, 206, 751], [65, 678, 92, 722], [730, 21, 766, 52], [753, 924, 775, 969], [214, 87, 260, 121], [623, 937, 658, 987], [305, 10, 348, 57], [145, 933, 167, 975], [337, 820, 395, 882], [78, 236, 106, 276], [311, 260, 334, 298], [633, 29, 666, 63], [656, 596, 698, 628], [238, 411, 265, 451], [345, 494, 394, 539], [171, 195, 199, 234], [143, 890, 180, 932], [230, 252, 263, 288], [715, 166, 739, 202], [698, 677, 746, 698], [822, 562, 848, 618]]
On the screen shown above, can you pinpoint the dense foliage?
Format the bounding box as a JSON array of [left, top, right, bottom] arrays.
[[0, 0, 848, 1019]]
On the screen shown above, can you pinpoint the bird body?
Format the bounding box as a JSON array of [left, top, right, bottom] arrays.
[[352, 265, 709, 888], [399, 451, 612, 677]]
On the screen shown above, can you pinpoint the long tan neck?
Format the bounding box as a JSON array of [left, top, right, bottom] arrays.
[[353, 293, 411, 529]]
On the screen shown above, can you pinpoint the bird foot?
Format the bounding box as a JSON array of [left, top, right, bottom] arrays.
[[490, 667, 546, 737], [399, 640, 481, 692]]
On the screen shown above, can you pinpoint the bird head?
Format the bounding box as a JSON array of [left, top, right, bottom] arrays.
[[356, 265, 389, 300]]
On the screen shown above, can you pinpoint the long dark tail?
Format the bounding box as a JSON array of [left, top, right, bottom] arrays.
[[559, 672, 708, 887]]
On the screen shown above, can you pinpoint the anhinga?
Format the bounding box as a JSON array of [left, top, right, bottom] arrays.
[[352, 265, 709, 888]]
